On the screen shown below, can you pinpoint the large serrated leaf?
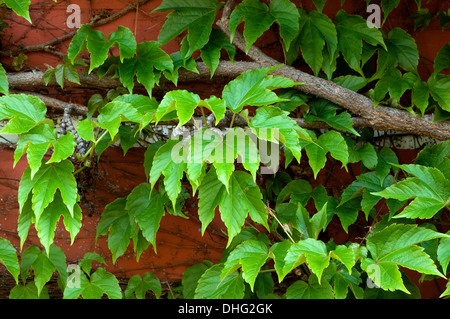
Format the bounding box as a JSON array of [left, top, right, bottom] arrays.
[[373, 164, 450, 219], [18, 160, 77, 223], [362, 223, 447, 293]]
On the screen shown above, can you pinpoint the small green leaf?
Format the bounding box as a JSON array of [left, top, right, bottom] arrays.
[[0, 63, 9, 95], [285, 275, 334, 299], [362, 223, 447, 292], [222, 66, 297, 113], [437, 235, 450, 274], [283, 238, 330, 282], [10, 282, 49, 299], [221, 240, 269, 291], [125, 273, 161, 299], [433, 43, 450, 75], [294, 10, 337, 76], [373, 164, 450, 219], [200, 29, 236, 76], [126, 183, 167, 252], [194, 264, 245, 299], [428, 75, 450, 112], [229, 0, 275, 53], [330, 245, 356, 273], [4, 0, 31, 22], [336, 10, 386, 74], [0, 94, 47, 135], [18, 160, 78, 222], [97, 100, 142, 140], [83, 268, 122, 299], [154, 90, 200, 126], [0, 237, 20, 284], [182, 263, 209, 299], [96, 197, 133, 263], [154, 0, 219, 57], [108, 26, 137, 62]]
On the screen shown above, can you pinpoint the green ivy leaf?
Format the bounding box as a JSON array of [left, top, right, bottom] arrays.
[[294, 10, 337, 76], [198, 169, 268, 246], [96, 197, 134, 263], [250, 105, 310, 162], [276, 179, 312, 206], [18, 160, 77, 223], [428, 75, 450, 112], [31, 252, 57, 296], [433, 43, 450, 75], [194, 264, 245, 299], [330, 245, 356, 273], [149, 139, 182, 188], [0, 94, 47, 135], [126, 183, 167, 253], [229, 0, 276, 53], [414, 140, 450, 179], [381, 0, 400, 22], [200, 29, 236, 77], [362, 223, 447, 293], [374, 28, 419, 80], [269, 240, 292, 282], [336, 10, 386, 74], [154, 90, 200, 126], [282, 238, 330, 282], [118, 41, 173, 95], [153, 0, 219, 57], [437, 235, 450, 274], [67, 24, 109, 73], [304, 130, 348, 178], [97, 100, 142, 140], [269, 0, 301, 51], [124, 273, 162, 299], [182, 263, 209, 299], [305, 99, 359, 136], [373, 164, 450, 219], [0, 237, 20, 284], [14, 123, 76, 178], [108, 26, 137, 62], [81, 268, 122, 299], [222, 66, 298, 113], [221, 171, 268, 246], [198, 96, 226, 123], [229, 0, 300, 52], [0, 63, 8, 95], [4, 0, 31, 22], [221, 239, 269, 291], [43, 57, 81, 89], [35, 191, 82, 254], [285, 275, 334, 299], [197, 167, 226, 234], [9, 282, 49, 299], [340, 172, 391, 219]]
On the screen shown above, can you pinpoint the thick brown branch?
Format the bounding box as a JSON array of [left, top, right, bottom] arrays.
[[0, 0, 150, 58], [216, 0, 450, 141]]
